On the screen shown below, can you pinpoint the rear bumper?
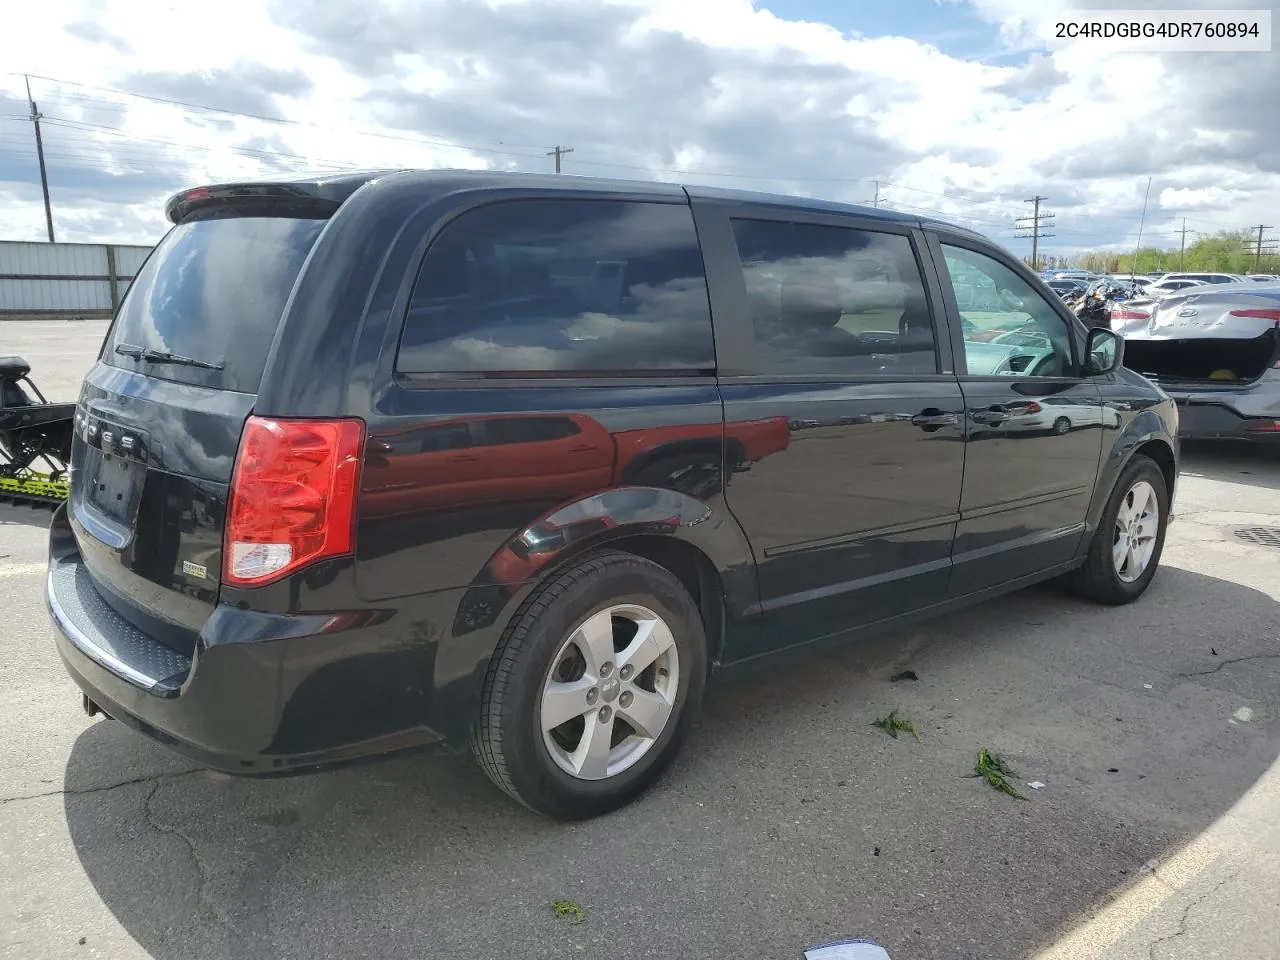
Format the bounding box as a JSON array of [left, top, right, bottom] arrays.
[[1161, 379, 1280, 441], [48, 549, 455, 775], [1171, 399, 1280, 441]]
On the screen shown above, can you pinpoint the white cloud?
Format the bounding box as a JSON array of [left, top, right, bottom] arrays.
[[0, 0, 1274, 256]]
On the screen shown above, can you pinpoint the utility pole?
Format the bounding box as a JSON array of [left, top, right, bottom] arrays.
[[25, 75, 54, 243], [547, 145, 574, 174], [1249, 224, 1276, 272], [872, 181, 881, 207], [1177, 218, 1193, 271], [1015, 196, 1055, 271]]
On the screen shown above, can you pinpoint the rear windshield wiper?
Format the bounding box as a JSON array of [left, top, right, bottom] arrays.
[[114, 343, 224, 371]]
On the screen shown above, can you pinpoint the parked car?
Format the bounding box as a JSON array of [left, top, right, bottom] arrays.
[[1046, 278, 1089, 298], [1248, 275, 1280, 282], [1111, 280, 1280, 441], [1042, 269, 1098, 284], [48, 170, 1178, 819], [1145, 278, 1209, 297], [1153, 272, 1250, 285]]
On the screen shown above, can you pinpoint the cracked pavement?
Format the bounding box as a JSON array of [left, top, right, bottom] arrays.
[[2, 321, 1279, 959]]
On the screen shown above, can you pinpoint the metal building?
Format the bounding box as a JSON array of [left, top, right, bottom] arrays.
[[0, 240, 153, 320]]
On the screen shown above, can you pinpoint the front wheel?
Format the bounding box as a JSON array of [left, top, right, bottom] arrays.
[[1064, 455, 1169, 604], [1052, 416, 1071, 435], [470, 550, 706, 819]]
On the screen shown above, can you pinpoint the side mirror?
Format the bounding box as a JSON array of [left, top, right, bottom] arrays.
[[1084, 327, 1124, 376]]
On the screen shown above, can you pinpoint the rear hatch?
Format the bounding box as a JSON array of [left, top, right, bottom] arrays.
[[69, 196, 335, 657], [1115, 292, 1280, 386]]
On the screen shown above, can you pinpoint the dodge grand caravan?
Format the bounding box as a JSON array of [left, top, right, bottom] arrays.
[[48, 170, 1179, 819]]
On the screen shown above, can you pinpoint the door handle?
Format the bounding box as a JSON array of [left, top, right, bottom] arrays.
[[449, 454, 480, 462], [971, 408, 1008, 425], [911, 409, 959, 432]]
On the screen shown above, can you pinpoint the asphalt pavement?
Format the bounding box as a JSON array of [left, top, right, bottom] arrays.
[[2, 320, 1278, 960]]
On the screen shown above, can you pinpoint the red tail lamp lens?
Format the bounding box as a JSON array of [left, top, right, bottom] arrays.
[[224, 417, 364, 586]]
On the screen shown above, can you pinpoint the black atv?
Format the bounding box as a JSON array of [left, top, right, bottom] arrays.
[[0, 356, 74, 506]]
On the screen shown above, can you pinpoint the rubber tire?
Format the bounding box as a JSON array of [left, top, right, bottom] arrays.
[[1063, 454, 1169, 605], [1052, 416, 1071, 435], [470, 550, 707, 820]]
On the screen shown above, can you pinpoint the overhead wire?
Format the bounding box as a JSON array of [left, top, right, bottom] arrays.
[[2, 71, 1270, 251]]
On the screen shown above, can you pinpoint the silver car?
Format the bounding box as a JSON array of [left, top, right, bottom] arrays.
[[1111, 282, 1280, 441]]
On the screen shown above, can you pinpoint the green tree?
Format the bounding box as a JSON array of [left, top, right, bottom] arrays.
[[1060, 230, 1280, 276]]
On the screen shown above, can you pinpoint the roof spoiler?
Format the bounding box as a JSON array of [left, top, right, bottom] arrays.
[[165, 182, 346, 224]]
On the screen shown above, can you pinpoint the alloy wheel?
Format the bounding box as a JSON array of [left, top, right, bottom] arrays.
[[1113, 479, 1159, 583], [539, 604, 680, 781]]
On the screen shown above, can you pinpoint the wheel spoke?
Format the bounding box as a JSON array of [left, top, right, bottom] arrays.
[[541, 678, 596, 731], [617, 617, 675, 675], [1118, 492, 1136, 524], [1112, 532, 1129, 571], [618, 688, 673, 739], [1136, 487, 1154, 521], [570, 608, 616, 675], [570, 712, 613, 779]]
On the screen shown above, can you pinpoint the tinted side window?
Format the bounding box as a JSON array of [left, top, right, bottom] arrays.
[[939, 244, 1073, 378], [398, 200, 714, 375], [729, 219, 936, 376]]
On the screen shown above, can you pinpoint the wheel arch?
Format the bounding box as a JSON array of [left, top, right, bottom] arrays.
[[1133, 437, 1177, 502], [1084, 417, 1178, 547], [449, 486, 754, 682]]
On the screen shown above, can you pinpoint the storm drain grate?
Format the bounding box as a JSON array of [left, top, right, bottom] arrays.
[[1234, 527, 1280, 548]]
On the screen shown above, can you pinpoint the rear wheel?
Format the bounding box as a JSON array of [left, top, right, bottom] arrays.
[[470, 550, 706, 819], [1064, 455, 1168, 604], [1052, 416, 1071, 435]]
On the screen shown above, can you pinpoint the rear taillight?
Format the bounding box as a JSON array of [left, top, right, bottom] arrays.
[[1111, 307, 1151, 321], [1024, 402, 1043, 414], [224, 416, 365, 586], [1228, 309, 1280, 321], [1244, 419, 1280, 432]]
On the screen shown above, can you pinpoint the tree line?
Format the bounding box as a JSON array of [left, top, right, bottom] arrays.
[[1026, 230, 1280, 275]]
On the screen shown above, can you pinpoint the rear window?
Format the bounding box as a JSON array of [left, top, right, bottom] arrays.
[[104, 213, 326, 393], [397, 199, 715, 376]]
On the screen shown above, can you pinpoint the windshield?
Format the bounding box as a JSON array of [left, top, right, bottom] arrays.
[[104, 213, 327, 393]]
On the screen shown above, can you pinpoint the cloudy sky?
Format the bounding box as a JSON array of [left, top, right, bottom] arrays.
[[0, 0, 1275, 258]]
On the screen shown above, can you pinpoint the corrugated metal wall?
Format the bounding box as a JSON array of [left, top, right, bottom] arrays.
[[0, 240, 153, 317]]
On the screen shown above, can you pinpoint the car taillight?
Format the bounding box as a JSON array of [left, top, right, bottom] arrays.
[[1244, 419, 1280, 432], [1228, 309, 1280, 320], [224, 416, 365, 586], [1111, 307, 1150, 320], [1024, 402, 1043, 414]]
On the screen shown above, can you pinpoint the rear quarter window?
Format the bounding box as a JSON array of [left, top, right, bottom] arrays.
[[105, 213, 326, 393], [396, 199, 715, 376]]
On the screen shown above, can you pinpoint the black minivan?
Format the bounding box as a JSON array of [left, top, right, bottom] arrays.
[[48, 170, 1178, 819]]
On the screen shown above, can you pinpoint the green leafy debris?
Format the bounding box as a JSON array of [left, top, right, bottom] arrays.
[[871, 709, 920, 741], [973, 748, 1029, 801], [552, 899, 585, 924]]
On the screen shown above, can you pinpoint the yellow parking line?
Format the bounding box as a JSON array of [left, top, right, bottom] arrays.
[[0, 562, 48, 579], [1033, 837, 1220, 959]]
